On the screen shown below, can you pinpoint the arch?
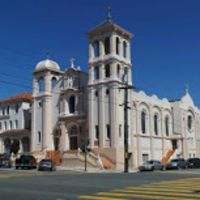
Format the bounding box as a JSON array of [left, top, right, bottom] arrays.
[[69, 95, 75, 114], [10, 139, 19, 154], [123, 41, 127, 58], [38, 77, 44, 93], [116, 37, 120, 55], [4, 138, 11, 155], [51, 76, 57, 89], [104, 37, 110, 55]]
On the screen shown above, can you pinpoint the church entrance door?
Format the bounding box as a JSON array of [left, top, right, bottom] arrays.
[[69, 126, 78, 150]]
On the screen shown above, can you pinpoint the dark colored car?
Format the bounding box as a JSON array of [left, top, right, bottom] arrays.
[[38, 159, 56, 171], [15, 155, 37, 169], [166, 158, 188, 170], [187, 158, 200, 168], [0, 154, 11, 168], [139, 160, 164, 172]]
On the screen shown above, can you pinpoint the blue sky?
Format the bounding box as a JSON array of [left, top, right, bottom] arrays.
[[0, 0, 200, 106]]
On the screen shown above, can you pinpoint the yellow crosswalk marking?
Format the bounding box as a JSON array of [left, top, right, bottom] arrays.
[[79, 195, 126, 200], [79, 177, 200, 200], [97, 192, 193, 200]]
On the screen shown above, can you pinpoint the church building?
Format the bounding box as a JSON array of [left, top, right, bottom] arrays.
[[0, 10, 200, 170]]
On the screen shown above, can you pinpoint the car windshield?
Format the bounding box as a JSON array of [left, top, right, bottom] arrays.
[[41, 160, 52, 164]]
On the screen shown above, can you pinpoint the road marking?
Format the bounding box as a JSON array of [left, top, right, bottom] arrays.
[[79, 177, 200, 200], [79, 195, 126, 200]]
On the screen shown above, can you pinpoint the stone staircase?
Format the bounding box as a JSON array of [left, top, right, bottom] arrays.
[[61, 151, 101, 168]]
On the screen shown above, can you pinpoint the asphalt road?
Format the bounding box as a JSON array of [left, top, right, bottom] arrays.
[[0, 169, 200, 200]]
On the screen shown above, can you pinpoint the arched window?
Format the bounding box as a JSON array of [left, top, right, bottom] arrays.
[[154, 114, 158, 135], [165, 116, 169, 136], [119, 124, 122, 137], [141, 111, 146, 134], [104, 37, 110, 55], [105, 64, 110, 77], [123, 41, 127, 58], [38, 77, 44, 93], [69, 95, 75, 114], [94, 66, 99, 80], [116, 37, 120, 55], [93, 41, 100, 57], [51, 77, 57, 89], [188, 115, 192, 130]]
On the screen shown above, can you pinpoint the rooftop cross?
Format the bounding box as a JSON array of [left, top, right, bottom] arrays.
[[45, 51, 50, 59], [185, 84, 189, 94], [70, 57, 75, 68], [107, 6, 112, 22]]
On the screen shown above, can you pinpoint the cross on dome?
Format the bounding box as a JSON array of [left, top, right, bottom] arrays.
[[185, 84, 189, 94], [107, 6, 112, 22]]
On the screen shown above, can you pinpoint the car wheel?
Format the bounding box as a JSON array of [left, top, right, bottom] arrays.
[[15, 166, 18, 170]]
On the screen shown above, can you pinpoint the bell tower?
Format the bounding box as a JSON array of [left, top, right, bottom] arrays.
[[86, 8, 133, 167]]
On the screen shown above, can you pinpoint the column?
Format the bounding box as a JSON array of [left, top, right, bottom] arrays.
[[110, 83, 117, 148], [100, 63, 104, 81], [110, 34, 116, 56], [59, 123, 67, 152], [119, 38, 123, 58], [89, 43, 94, 61], [128, 68, 132, 85], [136, 102, 141, 166], [42, 95, 52, 150], [99, 40, 105, 58], [111, 62, 117, 80], [127, 42, 131, 62], [33, 78, 38, 97], [88, 67, 94, 85], [31, 99, 36, 152], [88, 87, 95, 148], [99, 86, 105, 148]]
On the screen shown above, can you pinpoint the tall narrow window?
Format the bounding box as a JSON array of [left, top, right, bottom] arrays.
[[38, 77, 44, 93], [15, 120, 18, 129], [106, 124, 111, 139], [123, 41, 127, 58], [15, 104, 19, 114], [51, 77, 57, 89], [117, 64, 120, 77], [165, 116, 169, 136], [10, 121, 12, 129], [119, 124, 122, 138], [104, 37, 110, 55], [38, 131, 41, 143], [93, 41, 100, 57], [4, 121, 7, 130], [188, 115, 192, 130], [69, 95, 75, 114], [7, 106, 9, 115], [94, 66, 99, 80], [154, 114, 158, 135], [105, 64, 110, 78], [116, 37, 120, 55], [141, 111, 146, 134], [95, 125, 99, 140]]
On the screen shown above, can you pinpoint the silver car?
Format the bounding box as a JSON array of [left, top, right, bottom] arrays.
[[139, 160, 164, 172]]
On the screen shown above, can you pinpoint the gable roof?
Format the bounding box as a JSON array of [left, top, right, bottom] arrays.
[[0, 93, 32, 104]]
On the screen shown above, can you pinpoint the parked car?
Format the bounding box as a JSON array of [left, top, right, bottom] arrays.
[[38, 159, 56, 171], [15, 155, 37, 169], [166, 158, 188, 170], [187, 158, 200, 168], [139, 160, 164, 172], [0, 154, 11, 168]]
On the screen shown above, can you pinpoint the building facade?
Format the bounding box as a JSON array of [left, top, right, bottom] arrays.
[[0, 93, 32, 155], [1, 14, 200, 170]]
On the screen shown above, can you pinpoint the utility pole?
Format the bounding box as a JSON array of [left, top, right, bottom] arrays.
[[119, 81, 133, 173]]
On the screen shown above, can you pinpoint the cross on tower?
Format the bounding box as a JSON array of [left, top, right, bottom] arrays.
[[185, 84, 189, 94], [70, 57, 75, 68]]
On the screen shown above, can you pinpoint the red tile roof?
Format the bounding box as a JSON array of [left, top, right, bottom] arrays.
[[0, 129, 30, 137], [0, 93, 32, 104]]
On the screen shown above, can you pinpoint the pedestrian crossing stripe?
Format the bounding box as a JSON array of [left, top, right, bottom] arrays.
[[79, 177, 200, 200]]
